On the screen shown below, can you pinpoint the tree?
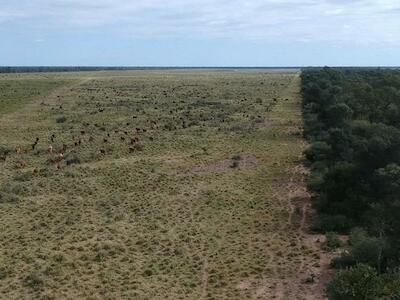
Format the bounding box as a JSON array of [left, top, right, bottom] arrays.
[[327, 264, 380, 300]]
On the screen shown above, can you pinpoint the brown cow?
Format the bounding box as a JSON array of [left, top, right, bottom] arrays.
[[18, 160, 27, 168]]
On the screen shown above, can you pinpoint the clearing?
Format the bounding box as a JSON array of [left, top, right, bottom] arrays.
[[0, 70, 325, 299]]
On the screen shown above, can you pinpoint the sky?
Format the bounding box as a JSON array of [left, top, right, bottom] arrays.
[[0, 0, 399, 66]]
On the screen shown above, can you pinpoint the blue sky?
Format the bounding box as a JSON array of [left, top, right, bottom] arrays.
[[0, 0, 399, 66]]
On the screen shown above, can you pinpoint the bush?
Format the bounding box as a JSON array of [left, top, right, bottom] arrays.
[[23, 272, 43, 290], [331, 253, 356, 269], [327, 264, 380, 300], [379, 273, 400, 299], [327, 264, 400, 300], [66, 155, 80, 166], [306, 172, 325, 192], [0, 192, 19, 203], [231, 155, 241, 168], [322, 232, 342, 251], [351, 236, 383, 269], [0, 144, 10, 156], [56, 116, 67, 123], [305, 141, 332, 162], [312, 214, 352, 233]]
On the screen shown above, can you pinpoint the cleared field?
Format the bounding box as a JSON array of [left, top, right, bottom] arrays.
[[0, 70, 321, 299]]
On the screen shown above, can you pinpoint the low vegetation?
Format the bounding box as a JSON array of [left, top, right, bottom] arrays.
[[0, 70, 319, 299]]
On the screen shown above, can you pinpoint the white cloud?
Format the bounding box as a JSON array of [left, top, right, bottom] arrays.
[[0, 0, 399, 44]]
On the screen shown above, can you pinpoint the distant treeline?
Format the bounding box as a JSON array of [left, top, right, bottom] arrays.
[[0, 66, 164, 73], [0, 66, 302, 74], [301, 67, 400, 299]]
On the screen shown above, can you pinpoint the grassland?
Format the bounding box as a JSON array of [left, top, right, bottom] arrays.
[[0, 70, 323, 299]]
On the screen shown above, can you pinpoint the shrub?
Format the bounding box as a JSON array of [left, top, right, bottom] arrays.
[[0, 267, 8, 280], [66, 155, 80, 166], [351, 236, 383, 269], [306, 172, 325, 192], [23, 272, 43, 290], [322, 232, 342, 251], [327, 264, 380, 300], [305, 141, 332, 162], [56, 116, 67, 123], [0, 192, 19, 203], [312, 214, 352, 233], [0, 144, 10, 156], [331, 253, 356, 269], [327, 264, 400, 300], [231, 155, 241, 168]]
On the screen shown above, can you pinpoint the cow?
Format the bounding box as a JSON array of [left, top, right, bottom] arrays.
[[18, 160, 27, 168], [58, 152, 65, 160]]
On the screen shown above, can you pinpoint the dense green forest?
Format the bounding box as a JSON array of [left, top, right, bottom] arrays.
[[301, 67, 400, 299]]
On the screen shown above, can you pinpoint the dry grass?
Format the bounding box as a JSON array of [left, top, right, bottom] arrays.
[[0, 70, 323, 299]]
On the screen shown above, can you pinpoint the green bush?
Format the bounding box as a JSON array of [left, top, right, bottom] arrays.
[[231, 155, 241, 168], [23, 272, 43, 290], [351, 235, 384, 269], [0, 192, 19, 203], [312, 214, 351, 233], [327, 264, 400, 300], [331, 253, 356, 269], [305, 141, 332, 162], [56, 115, 67, 123], [327, 264, 380, 300], [322, 232, 342, 251], [0, 144, 10, 156]]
